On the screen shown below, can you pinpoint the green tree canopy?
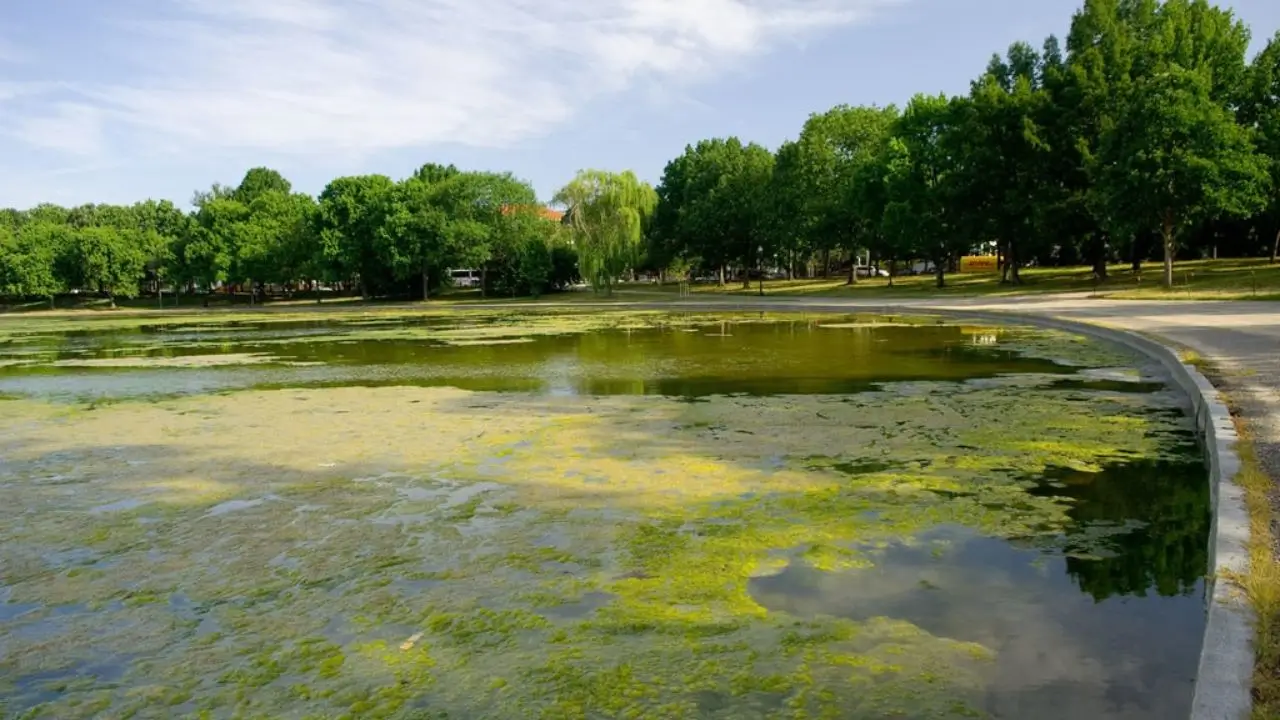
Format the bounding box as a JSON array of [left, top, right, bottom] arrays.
[[555, 170, 657, 295], [233, 168, 293, 205], [1244, 32, 1280, 261], [1095, 64, 1270, 287], [651, 138, 774, 285]]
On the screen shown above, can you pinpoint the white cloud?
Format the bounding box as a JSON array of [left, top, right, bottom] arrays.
[[3, 0, 892, 159], [8, 102, 107, 156]]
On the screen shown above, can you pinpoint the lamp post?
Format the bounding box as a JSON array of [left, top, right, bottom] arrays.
[[757, 245, 764, 296]]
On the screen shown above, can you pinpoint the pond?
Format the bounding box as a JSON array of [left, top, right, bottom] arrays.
[[0, 311, 1209, 719]]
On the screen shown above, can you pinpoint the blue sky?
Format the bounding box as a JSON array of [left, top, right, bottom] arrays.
[[2, 0, 1278, 210]]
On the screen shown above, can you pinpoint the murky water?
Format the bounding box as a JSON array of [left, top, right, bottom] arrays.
[[0, 313, 1075, 400], [0, 311, 1208, 719]]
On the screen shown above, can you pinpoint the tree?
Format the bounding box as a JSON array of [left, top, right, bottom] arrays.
[[386, 162, 468, 299], [66, 227, 147, 306], [316, 175, 398, 296], [1095, 65, 1270, 288], [487, 207, 564, 297], [852, 149, 900, 283], [548, 244, 581, 291], [180, 196, 247, 291], [131, 199, 191, 298], [949, 45, 1054, 284], [763, 141, 813, 279], [651, 139, 773, 286], [233, 168, 293, 205], [1065, 0, 1255, 274], [554, 170, 657, 295], [237, 191, 318, 291], [378, 170, 538, 299], [882, 94, 965, 288], [433, 172, 537, 297], [795, 106, 898, 283], [2, 223, 65, 306], [1244, 32, 1280, 262], [648, 152, 695, 279]]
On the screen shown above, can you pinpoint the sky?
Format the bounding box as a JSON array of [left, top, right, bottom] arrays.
[[2, 0, 1278, 210]]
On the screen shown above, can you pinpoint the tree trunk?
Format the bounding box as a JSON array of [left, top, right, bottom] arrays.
[[1091, 232, 1108, 280], [1008, 240, 1021, 285], [822, 249, 830, 278], [847, 259, 856, 286], [481, 267, 487, 298], [49, 295, 55, 310], [935, 261, 946, 289], [718, 266, 725, 287], [1131, 235, 1143, 275], [422, 265, 430, 301], [1272, 228, 1279, 264], [888, 259, 896, 288], [1162, 215, 1176, 289]]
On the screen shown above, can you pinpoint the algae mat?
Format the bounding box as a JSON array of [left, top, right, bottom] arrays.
[[0, 313, 1208, 719]]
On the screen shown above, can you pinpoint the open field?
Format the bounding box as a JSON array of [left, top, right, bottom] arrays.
[[647, 259, 1280, 302]]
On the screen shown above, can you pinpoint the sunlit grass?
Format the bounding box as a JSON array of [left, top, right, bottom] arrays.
[[1176, 350, 1280, 718], [640, 258, 1280, 301], [1235, 427, 1280, 720]]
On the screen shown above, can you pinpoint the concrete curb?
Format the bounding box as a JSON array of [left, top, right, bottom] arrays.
[[653, 299, 1253, 719]]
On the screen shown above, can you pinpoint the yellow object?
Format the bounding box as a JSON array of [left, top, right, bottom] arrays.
[[959, 256, 999, 273]]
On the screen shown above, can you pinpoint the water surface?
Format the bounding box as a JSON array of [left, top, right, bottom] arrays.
[[0, 311, 1208, 719]]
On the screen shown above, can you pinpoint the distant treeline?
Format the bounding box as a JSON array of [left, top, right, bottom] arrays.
[[0, 165, 582, 306], [3, 0, 1280, 303]]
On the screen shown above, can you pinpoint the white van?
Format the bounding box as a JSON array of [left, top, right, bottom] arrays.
[[450, 269, 480, 288]]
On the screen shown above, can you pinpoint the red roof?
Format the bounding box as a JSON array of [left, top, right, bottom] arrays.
[[501, 205, 564, 222]]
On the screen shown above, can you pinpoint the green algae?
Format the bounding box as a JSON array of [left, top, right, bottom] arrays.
[[0, 315, 1207, 719]]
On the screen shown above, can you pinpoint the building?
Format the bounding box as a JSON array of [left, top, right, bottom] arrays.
[[499, 205, 565, 223]]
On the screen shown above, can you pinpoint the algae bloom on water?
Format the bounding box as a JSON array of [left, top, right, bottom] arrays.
[[0, 311, 1209, 719]]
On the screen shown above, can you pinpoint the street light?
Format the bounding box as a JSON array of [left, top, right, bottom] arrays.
[[757, 245, 764, 296]]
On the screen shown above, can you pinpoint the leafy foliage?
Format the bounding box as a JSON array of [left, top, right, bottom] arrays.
[[555, 170, 656, 295]]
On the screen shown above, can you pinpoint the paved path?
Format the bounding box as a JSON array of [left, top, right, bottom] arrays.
[[648, 292, 1280, 540]]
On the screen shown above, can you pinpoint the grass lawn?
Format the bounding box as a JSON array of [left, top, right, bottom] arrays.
[[3, 259, 1276, 322], [640, 258, 1280, 301]]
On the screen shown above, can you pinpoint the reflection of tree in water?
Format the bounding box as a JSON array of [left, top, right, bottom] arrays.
[[1030, 454, 1210, 601]]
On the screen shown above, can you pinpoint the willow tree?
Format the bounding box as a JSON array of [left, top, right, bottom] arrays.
[[554, 170, 657, 295]]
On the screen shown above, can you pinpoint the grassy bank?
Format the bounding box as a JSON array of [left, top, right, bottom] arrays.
[[1236, 426, 1280, 719], [647, 258, 1280, 301], [1180, 348, 1280, 718]]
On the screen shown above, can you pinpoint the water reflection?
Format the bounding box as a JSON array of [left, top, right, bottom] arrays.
[[1030, 459, 1211, 600], [750, 525, 1204, 720], [0, 316, 1085, 401]]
